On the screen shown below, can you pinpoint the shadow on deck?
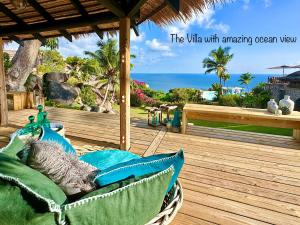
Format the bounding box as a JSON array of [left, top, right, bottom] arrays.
[[1, 107, 300, 225]]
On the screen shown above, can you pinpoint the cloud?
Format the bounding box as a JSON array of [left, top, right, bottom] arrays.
[[4, 42, 19, 50], [264, 0, 272, 8], [131, 31, 145, 42], [243, 0, 272, 10], [164, 7, 230, 37], [243, 0, 250, 10], [146, 38, 170, 51]]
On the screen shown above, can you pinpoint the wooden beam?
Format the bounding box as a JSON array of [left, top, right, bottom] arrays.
[[0, 38, 8, 126], [137, 1, 168, 25], [119, 17, 131, 150], [128, 0, 148, 17], [0, 2, 24, 25], [69, 0, 88, 17], [59, 30, 73, 42], [8, 35, 24, 46], [167, 0, 180, 14], [132, 23, 139, 36], [27, 0, 73, 42], [0, 12, 118, 37], [99, 0, 125, 17], [92, 26, 104, 39], [69, 0, 103, 39], [33, 33, 46, 45]]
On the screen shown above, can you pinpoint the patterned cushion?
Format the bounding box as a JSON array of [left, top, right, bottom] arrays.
[[27, 141, 97, 196], [40, 126, 76, 155], [94, 150, 184, 192]]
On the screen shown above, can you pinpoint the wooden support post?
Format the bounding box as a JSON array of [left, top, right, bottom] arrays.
[[181, 109, 187, 134], [119, 17, 131, 150], [0, 38, 8, 126], [293, 129, 300, 141]]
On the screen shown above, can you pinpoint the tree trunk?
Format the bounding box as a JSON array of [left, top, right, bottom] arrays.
[[7, 40, 42, 91], [99, 79, 111, 108]]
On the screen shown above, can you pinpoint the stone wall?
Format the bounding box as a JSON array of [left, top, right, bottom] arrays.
[[266, 83, 300, 111]]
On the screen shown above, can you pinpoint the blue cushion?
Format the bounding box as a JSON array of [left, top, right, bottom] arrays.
[[40, 127, 76, 155], [94, 150, 184, 192], [80, 150, 141, 170]]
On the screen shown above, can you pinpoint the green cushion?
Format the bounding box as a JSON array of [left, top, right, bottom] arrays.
[[0, 154, 67, 207], [0, 180, 57, 225], [0, 136, 25, 159], [63, 166, 174, 225]]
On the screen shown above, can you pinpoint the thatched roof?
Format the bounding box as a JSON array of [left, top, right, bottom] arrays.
[[0, 0, 218, 42]]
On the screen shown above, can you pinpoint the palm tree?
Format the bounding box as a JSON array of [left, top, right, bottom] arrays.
[[239, 72, 254, 91], [84, 39, 135, 109], [85, 39, 119, 108], [223, 73, 231, 87], [203, 46, 233, 87]]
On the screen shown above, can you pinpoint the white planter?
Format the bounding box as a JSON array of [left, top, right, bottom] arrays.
[[267, 99, 278, 114], [279, 95, 295, 115]]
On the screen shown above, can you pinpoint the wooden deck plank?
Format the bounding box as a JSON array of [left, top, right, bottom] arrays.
[[2, 108, 300, 225]]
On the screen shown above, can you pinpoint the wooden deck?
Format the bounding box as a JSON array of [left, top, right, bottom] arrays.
[[2, 107, 300, 225]]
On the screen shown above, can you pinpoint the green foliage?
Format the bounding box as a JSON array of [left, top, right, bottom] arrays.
[[38, 50, 65, 74], [239, 72, 254, 90], [163, 88, 202, 103], [203, 46, 233, 86], [3, 52, 12, 73], [67, 76, 80, 86], [219, 94, 241, 107], [80, 86, 97, 106], [43, 38, 59, 50], [241, 83, 271, 108], [211, 83, 222, 100], [80, 86, 97, 107]]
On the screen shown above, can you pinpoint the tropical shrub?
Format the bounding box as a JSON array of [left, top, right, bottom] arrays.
[[241, 83, 271, 108], [38, 50, 65, 74], [218, 94, 241, 107], [80, 86, 97, 107]]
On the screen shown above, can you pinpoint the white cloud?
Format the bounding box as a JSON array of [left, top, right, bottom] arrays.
[[164, 7, 230, 38], [4, 42, 19, 50], [131, 31, 145, 42], [146, 38, 170, 51], [243, 0, 250, 10], [264, 0, 272, 8]]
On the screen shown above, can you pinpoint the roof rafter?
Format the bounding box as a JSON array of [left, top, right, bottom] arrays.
[[99, 0, 125, 17], [0, 12, 118, 38], [166, 0, 180, 14], [8, 35, 24, 46], [128, 0, 148, 17], [0, 2, 47, 44], [26, 0, 73, 42], [69, 0, 103, 39], [137, 1, 168, 25]]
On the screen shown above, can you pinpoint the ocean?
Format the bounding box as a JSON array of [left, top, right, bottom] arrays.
[[131, 73, 278, 92]]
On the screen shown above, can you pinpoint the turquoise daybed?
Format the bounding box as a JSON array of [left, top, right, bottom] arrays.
[[0, 124, 183, 225]]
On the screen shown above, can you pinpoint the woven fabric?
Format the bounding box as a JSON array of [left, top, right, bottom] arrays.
[[27, 141, 96, 196], [40, 126, 76, 155]]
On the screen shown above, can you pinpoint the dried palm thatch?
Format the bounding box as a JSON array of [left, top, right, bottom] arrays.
[[0, 0, 220, 41]]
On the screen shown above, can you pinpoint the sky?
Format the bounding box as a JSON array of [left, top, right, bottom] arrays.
[[5, 0, 300, 74]]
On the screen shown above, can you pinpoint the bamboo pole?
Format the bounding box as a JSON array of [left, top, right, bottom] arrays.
[[0, 38, 8, 126], [119, 17, 130, 150]]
